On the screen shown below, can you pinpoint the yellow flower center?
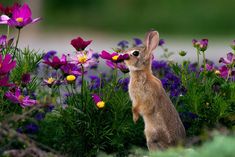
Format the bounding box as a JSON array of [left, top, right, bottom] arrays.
[[18, 95, 24, 102], [78, 55, 87, 64], [66, 75, 76, 82], [16, 17, 23, 23], [97, 101, 105, 108], [112, 55, 119, 61], [47, 77, 55, 84]]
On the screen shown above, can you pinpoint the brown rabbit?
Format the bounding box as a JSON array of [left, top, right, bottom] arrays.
[[124, 30, 186, 151]]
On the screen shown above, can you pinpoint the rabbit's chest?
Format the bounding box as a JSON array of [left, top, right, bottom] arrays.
[[129, 80, 151, 102]]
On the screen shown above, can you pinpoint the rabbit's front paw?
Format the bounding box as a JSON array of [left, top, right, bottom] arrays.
[[133, 113, 139, 124]]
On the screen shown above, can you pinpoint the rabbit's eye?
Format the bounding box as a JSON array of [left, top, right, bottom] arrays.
[[132, 51, 139, 56]]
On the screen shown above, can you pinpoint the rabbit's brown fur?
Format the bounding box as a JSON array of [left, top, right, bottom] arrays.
[[124, 30, 186, 151]]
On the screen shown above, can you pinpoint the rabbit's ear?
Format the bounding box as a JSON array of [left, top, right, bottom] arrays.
[[144, 30, 159, 54]]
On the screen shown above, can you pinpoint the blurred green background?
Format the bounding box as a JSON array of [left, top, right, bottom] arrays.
[[1, 0, 235, 36], [43, 0, 235, 36]]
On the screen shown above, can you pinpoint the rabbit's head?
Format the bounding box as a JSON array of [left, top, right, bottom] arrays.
[[124, 30, 159, 71]]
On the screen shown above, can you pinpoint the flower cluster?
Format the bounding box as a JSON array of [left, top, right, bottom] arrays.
[[0, 3, 41, 29]]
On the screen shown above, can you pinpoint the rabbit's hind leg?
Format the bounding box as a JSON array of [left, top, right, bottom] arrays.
[[145, 128, 169, 151]]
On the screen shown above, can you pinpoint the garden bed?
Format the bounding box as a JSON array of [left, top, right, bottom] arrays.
[[0, 2, 235, 157]]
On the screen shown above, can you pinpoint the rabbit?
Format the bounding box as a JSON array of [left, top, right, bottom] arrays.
[[124, 30, 186, 151]]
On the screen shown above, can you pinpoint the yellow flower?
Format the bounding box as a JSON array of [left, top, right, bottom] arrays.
[[66, 75, 76, 83], [96, 101, 105, 108]]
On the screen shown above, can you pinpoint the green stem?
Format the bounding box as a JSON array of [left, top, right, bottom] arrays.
[[202, 51, 206, 71], [81, 65, 85, 111], [197, 49, 200, 69], [13, 28, 21, 59]]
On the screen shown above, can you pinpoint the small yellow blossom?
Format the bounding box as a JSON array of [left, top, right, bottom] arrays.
[[97, 101, 105, 108], [66, 75, 76, 82]]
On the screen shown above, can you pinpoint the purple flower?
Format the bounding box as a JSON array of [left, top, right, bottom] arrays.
[[21, 73, 31, 84], [100, 50, 129, 63], [7, 3, 41, 29], [193, 39, 208, 51], [219, 65, 229, 79], [89, 75, 101, 90], [158, 39, 165, 46], [5, 88, 37, 108], [34, 112, 45, 121], [192, 39, 199, 48], [92, 53, 100, 59], [219, 52, 235, 65], [60, 63, 82, 76], [133, 38, 143, 46], [117, 62, 129, 73], [0, 54, 16, 75], [118, 40, 129, 49], [43, 50, 57, 60], [71, 36, 92, 51], [43, 53, 67, 69], [118, 77, 129, 91], [0, 35, 7, 47], [24, 122, 39, 134], [199, 39, 208, 51]]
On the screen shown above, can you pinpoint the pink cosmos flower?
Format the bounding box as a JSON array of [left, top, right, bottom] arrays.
[[43, 54, 67, 69], [5, 88, 37, 108], [219, 65, 230, 79], [6, 3, 41, 29], [0, 54, 16, 75], [100, 50, 129, 63], [70, 49, 97, 68], [0, 76, 14, 87], [106, 60, 129, 73], [71, 36, 92, 51]]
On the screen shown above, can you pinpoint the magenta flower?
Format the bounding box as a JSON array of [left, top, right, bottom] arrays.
[[70, 49, 97, 68], [43, 54, 67, 69], [92, 94, 105, 109], [219, 52, 235, 65], [100, 50, 129, 63], [106, 60, 129, 73], [5, 88, 37, 108], [6, 3, 41, 29], [219, 65, 230, 79], [0, 54, 16, 75], [71, 36, 92, 51], [0, 76, 14, 87]]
